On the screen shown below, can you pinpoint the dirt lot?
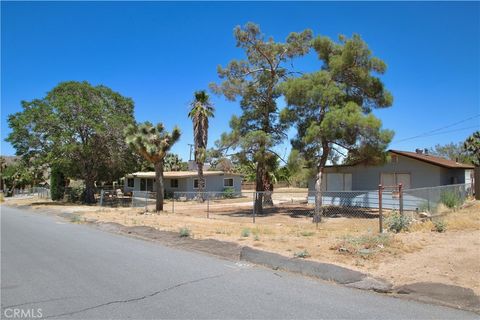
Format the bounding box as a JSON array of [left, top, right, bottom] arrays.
[[3, 194, 480, 296]]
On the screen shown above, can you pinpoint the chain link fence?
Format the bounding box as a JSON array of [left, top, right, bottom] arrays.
[[403, 183, 473, 214], [95, 183, 473, 232], [8, 187, 50, 198]]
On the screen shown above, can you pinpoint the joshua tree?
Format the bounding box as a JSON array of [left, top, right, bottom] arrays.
[[188, 90, 214, 201], [125, 122, 180, 212]]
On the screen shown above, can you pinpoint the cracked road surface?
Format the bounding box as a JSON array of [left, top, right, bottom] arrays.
[[1, 206, 477, 319]]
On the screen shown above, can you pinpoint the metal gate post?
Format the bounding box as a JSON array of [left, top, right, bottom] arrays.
[[378, 184, 383, 233], [99, 189, 104, 207], [252, 192, 256, 223], [399, 183, 404, 215], [207, 193, 210, 219]]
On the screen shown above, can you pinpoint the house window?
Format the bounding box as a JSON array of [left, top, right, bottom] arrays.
[[323, 173, 352, 191], [170, 179, 179, 188], [140, 178, 146, 191], [146, 179, 154, 191], [193, 179, 199, 189], [127, 178, 134, 188], [224, 178, 234, 187]]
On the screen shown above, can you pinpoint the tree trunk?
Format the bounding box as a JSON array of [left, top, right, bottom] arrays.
[[197, 162, 205, 203], [314, 143, 330, 223], [254, 161, 265, 215], [154, 162, 164, 212], [84, 176, 96, 204], [314, 167, 324, 223], [262, 172, 274, 206]]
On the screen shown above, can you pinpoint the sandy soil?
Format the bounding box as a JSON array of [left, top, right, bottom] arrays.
[[3, 195, 479, 295]]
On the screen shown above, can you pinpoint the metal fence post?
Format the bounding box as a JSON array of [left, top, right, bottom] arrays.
[[207, 193, 210, 219], [378, 184, 383, 233], [398, 183, 404, 215], [172, 193, 175, 213], [145, 192, 148, 211], [99, 189, 104, 207], [252, 192, 256, 223]]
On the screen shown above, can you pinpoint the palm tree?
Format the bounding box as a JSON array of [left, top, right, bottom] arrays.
[[125, 122, 181, 212], [188, 91, 214, 202]]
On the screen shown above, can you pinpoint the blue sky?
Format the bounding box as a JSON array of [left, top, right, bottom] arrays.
[[1, 1, 479, 162]]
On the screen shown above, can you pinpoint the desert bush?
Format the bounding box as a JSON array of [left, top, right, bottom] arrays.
[[432, 219, 447, 233], [387, 212, 411, 233], [65, 186, 85, 203], [418, 201, 434, 213], [294, 249, 310, 258], [332, 233, 391, 258], [179, 227, 191, 237], [440, 190, 463, 209], [70, 214, 82, 223], [223, 187, 235, 199], [300, 231, 315, 237], [241, 228, 251, 237]]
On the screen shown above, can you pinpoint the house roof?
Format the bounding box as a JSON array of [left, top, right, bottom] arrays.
[[126, 171, 243, 178], [389, 150, 475, 169]]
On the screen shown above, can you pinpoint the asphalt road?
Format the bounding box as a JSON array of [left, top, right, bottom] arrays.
[[1, 206, 477, 319]]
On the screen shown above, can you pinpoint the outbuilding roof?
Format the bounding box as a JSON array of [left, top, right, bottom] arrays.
[[126, 171, 243, 178], [389, 150, 475, 169]]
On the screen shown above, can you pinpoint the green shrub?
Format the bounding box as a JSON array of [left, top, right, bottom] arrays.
[[254, 234, 260, 241], [418, 201, 437, 214], [387, 212, 411, 233], [70, 214, 81, 223], [440, 190, 463, 209], [294, 249, 310, 258], [179, 227, 191, 238], [50, 166, 65, 201], [333, 234, 391, 258], [65, 186, 85, 203], [241, 228, 251, 237], [300, 231, 315, 237], [223, 187, 235, 199], [432, 219, 447, 233]]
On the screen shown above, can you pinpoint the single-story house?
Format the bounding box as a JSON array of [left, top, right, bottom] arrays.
[[124, 170, 243, 197], [308, 149, 475, 210]]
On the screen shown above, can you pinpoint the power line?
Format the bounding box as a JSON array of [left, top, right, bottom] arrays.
[[391, 125, 479, 146], [392, 114, 479, 144]]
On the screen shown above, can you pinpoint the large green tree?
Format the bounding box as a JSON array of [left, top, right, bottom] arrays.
[[429, 142, 474, 164], [210, 22, 312, 213], [125, 122, 180, 212], [464, 131, 480, 166], [281, 34, 394, 220], [188, 90, 214, 201], [6, 81, 138, 203]]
